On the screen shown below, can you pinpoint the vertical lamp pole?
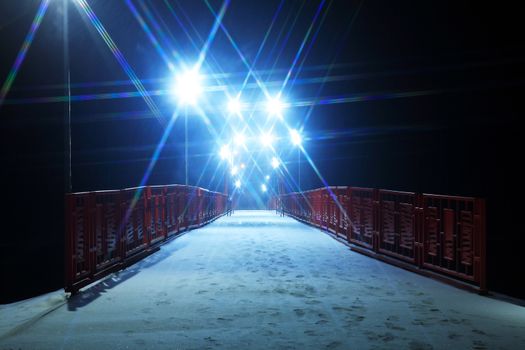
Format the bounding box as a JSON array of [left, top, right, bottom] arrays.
[[63, 0, 72, 193], [298, 148, 301, 192], [185, 106, 188, 186], [174, 67, 201, 186], [290, 129, 302, 193]]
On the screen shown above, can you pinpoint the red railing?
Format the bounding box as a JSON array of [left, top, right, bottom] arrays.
[[278, 187, 486, 293], [65, 185, 228, 293]]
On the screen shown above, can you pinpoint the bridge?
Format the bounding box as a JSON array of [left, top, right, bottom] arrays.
[[1, 0, 524, 348], [1, 185, 525, 349]]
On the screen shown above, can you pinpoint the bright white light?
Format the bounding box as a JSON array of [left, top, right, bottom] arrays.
[[261, 184, 267, 192], [290, 129, 302, 146], [259, 132, 274, 148], [266, 96, 285, 116], [230, 166, 238, 176], [265, 175, 270, 181], [271, 157, 280, 169], [172, 68, 203, 105], [227, 97, 242, 115], [235, 133, 246, 147], [219, 144, 231, 161], [240, 163, 246, 169], [235, 179, 241, 188]]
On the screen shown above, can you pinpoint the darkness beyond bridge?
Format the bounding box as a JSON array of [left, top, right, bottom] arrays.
[[1, 210, 523, 349]]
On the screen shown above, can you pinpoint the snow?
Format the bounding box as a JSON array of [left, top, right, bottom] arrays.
[[0, 289, 67, 338], [1, 210, 524, 349]]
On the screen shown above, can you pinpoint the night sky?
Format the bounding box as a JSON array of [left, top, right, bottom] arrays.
[[1, 1, 523, 302]]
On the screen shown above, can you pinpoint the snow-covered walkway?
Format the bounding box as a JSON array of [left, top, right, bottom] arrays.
[[1, 210, 524, 349]]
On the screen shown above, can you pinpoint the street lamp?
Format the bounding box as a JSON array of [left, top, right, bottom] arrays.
[[173, 68, 203, 106], [64, 0, 72, 193], [173, 67, 203, 185], [220, 144, 232, 161], [227, 96, 242, 116], [259, 132, 274, 148], [271, 156, 280, 169], [290, 129, 302, 146], [234, 133, 246, 147], [266, 95, 285, 117], [290, 129, 302, 191]]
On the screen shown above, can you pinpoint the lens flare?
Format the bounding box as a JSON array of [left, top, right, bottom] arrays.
[[0, 0, 50, 106], [227, 97, 242, 115], [290, 129, 302, 146], [220, 144, 232, 160], [173, 68, 203, 105], [266, 96, 285, 117], [260, 132, 274, 148]]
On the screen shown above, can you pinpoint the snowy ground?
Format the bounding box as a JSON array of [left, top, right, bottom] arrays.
[[1, 210, 524, 350]]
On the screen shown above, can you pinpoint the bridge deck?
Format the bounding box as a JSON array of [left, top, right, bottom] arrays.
[[1, 210, 524, 349]]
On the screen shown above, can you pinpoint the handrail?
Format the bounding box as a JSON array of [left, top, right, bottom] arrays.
[[65, 184, 229, 293], [276, 186, 486, 293]]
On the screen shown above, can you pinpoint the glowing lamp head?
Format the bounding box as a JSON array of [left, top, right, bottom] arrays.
[[260, 132, 274, 148], [230, 166, 239, 176], [235, 133, 246, 147], [219, 144, 232, 161], [227, 97, 242, 115], [235, 179, 241, 189], [261, 184, 267, 193], [265, 175, 270, 181], [173, 68, 203, 105], [290, 129, 302, 146], [271, 157, 280, 169], [266, 96, 285, 117]]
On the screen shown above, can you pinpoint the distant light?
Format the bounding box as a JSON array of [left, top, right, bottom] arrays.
[[220, 144, 232, 161], [261, 184, 267, 193], [227, 97, 242, 115], [240, 163, 246, 169], [235, 179, 241, 188], [271, 157, 280, 169], [290, 129, 302, 146], [230, 166, 238, 176], [266, 96, 285, 117], [235, 133, 246, 147], [172, 67, 203, 105], [260, 132, 274, 148], [265, 175, 270, 181]]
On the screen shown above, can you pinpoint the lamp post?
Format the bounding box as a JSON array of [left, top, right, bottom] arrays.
[[185, 106, 188, 185], [63, 0, 72, 193], [298, 148, 300, 191], [290, 129, 302, 192], [173, 67, 203, 186], [271, 159, 284, 216]]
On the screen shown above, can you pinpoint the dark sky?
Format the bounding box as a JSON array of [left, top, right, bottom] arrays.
[[1, 1, 523, 300]]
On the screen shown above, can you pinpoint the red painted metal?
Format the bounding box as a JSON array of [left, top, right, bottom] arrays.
[[420, 194, 486, 291], [378, 190, 418, 264], [65, 185, 228, 293], [278, 187, 487, 293], [348, 187, 376, 250]]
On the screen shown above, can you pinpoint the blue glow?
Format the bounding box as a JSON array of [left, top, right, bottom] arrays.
[[173, 67, 203, 106]]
